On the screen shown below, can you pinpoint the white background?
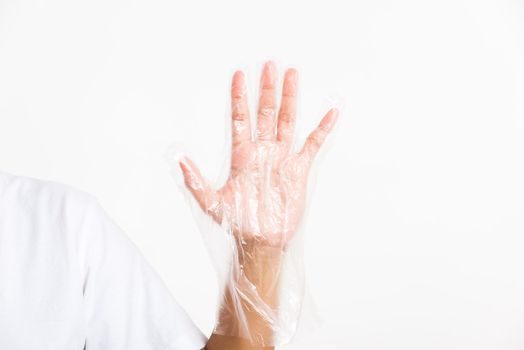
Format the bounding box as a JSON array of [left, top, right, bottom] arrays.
[[1, 0, 524, 349]]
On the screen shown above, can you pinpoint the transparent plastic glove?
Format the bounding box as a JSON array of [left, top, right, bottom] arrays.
[[172, 60, 338, 347]]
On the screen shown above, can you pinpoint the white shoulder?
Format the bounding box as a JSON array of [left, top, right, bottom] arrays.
[[0, 170, 96, 210]]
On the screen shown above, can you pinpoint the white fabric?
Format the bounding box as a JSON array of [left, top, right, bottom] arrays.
[[0, 170, 207, 350]]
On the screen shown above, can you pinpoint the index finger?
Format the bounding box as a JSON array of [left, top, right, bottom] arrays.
[[231, 70, 252, 147]]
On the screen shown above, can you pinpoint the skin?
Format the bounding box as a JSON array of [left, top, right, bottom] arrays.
[[178, 60, 338, 350]]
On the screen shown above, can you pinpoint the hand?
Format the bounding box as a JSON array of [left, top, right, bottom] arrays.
[[178, 60, 338, 248]]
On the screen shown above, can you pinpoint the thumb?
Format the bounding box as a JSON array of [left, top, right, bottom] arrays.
[[178, 155, 222, 223]]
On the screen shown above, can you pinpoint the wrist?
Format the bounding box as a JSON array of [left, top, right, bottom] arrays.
[[212, 238, 286, 345], [236, 239, 285, 265]]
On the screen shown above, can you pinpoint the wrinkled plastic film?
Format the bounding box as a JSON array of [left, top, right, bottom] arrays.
[[165, 60, 340, 347]]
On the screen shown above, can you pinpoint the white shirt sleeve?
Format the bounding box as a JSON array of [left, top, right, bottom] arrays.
[[78, 195, 207, 350]]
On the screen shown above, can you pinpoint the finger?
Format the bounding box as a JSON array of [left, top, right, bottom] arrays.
[[298, 108, 339, 165], [255, 60, 277, 141], [231, 70, 252, 147], [276, 68, 298, 147], [178, 155, 222, 223]]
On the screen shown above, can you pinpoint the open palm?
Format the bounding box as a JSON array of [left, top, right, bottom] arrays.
[[179, 61, 338, 248]]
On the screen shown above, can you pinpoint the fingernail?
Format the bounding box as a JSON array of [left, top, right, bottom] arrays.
[[264, 60, 276, 85], [286, 68, 298, 86], [232, 70, 246, 97], [332, 108, 339, 121], [327, 109, 339, 131], [177, 154, 189, 172], [235, 70, 244, 84]]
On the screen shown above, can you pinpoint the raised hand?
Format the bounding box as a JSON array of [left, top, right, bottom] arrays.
[[178, 60, 338, 248]]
